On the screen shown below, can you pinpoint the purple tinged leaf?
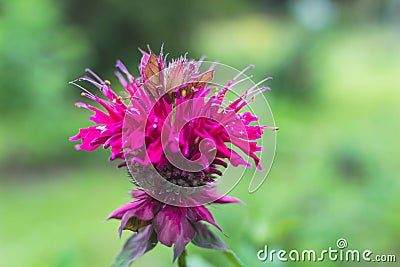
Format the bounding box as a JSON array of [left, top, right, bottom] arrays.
[[111, 225, 158, 267], [192, 223, 244, 267], [191, 222, 228, 251]]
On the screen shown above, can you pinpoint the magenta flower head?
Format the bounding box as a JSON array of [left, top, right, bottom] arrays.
[[70, 46, 277, 266]]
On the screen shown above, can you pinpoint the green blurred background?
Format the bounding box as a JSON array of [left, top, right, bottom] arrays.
[[1, 0, 399, 266]]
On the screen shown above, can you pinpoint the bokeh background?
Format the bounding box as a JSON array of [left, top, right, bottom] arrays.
[[1, 0, 399, 266]]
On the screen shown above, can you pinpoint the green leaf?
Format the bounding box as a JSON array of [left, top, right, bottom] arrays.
[[223, 251, 244, 267]]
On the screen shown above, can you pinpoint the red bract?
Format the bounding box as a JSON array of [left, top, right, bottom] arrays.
[[108, 189, 239, 261]]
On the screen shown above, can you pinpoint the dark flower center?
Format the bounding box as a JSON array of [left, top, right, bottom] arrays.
[[158, 164, 215, 187], [127, 163, 216, 187]]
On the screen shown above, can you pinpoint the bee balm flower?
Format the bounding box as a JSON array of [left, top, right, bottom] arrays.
[[70, 46, 275, 265]]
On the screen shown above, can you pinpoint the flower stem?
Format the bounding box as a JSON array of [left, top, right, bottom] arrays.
[[178, 249, 187, 267]]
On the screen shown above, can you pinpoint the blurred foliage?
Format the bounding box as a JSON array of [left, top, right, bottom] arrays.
[[1, 0, 400, 266], [62, 0, 252, 74], [0, 0, 92, 169], [0, 0, 89, 113]]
